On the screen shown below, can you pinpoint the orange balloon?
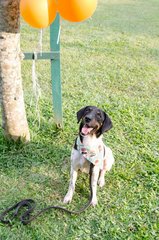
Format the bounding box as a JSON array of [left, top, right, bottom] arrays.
[[20, 0, 57, 28], [57, 0, 97, 22]]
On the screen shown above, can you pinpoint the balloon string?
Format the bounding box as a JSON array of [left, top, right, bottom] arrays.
[[31, 52, 41, 128]]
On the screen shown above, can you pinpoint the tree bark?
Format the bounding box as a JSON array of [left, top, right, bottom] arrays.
[[0, 0, 30, 142]]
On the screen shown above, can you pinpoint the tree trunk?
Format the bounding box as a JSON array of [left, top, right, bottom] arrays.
[[0, 0, 30, 142]]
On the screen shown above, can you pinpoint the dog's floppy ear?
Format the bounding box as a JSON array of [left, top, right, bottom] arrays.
[[77, 106, 87, 123], [99, 112, 112, 135]]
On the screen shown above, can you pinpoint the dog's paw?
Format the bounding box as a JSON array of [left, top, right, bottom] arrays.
[[98, 178, 105, 188], [63, 194, 72, 204], [91, 198, 98, 207]]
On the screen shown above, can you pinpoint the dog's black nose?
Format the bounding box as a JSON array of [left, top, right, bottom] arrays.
[[85, 116, 91, 123]]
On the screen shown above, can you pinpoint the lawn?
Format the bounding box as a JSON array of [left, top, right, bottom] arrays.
[[0, 0, 159, 239]]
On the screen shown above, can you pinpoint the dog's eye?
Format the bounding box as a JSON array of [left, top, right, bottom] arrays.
[[96, 112, 102, 118]]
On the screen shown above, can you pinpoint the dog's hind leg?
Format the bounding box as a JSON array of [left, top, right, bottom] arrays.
[[63, 166, 78, 204], [98, 147, 114, 187], [98, 169, 106, 187]]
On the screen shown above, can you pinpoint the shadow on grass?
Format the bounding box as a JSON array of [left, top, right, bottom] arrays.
[[0, 123, 71, 200]]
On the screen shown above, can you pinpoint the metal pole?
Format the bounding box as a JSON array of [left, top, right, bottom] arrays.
[[50, 14, 63, 127]]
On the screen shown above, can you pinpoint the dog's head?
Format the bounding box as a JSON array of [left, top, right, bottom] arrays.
[[77, 106, 112, 137]]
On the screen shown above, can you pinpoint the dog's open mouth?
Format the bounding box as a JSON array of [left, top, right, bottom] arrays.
[[81, 124, 93, 135]]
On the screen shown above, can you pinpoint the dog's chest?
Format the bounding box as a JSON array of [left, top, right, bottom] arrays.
[[76, 135, 104, 170]]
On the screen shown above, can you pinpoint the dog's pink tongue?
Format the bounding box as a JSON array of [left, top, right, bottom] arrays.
[[81, 126, 93, 135]]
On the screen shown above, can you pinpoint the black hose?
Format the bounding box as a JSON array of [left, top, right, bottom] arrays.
[[0, 163, 94, 225]]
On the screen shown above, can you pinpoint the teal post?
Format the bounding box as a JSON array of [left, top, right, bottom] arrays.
[[50, 14, 63, 127]]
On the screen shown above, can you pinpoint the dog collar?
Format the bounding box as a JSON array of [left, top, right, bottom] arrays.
[[76, 136, 104, 169]]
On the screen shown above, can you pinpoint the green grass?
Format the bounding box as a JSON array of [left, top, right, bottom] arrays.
[[0, 0, 159, 239]]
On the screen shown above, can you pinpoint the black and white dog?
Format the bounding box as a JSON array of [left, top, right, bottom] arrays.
[[63, 106, 114, 206]]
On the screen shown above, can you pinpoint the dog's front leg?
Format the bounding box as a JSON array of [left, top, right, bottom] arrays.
[[91, 165, 100, 206], [63, 166, 78, 204]]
